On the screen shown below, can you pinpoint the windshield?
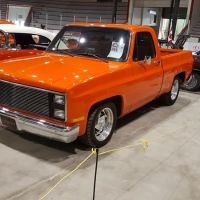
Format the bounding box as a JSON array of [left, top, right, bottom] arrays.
[[48, 26, 130, 61]]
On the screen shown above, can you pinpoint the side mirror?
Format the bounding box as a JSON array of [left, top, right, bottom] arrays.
[[16, 44, 22, 50], [144, 56, 152, 65], [0, 30, 6, 48]]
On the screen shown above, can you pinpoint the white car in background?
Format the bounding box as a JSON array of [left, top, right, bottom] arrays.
[[0, 23, 56, 50]]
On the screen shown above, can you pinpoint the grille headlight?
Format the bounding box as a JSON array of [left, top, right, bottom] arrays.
[[54, 109, 65, 120], [54, 95, 65, 105], [51, 94, 66, 121]]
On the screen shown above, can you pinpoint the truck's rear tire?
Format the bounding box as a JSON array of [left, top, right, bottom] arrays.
[[181, 72, 200, 91], [160, 77, 180, 106], [80, 103, 117, 148]]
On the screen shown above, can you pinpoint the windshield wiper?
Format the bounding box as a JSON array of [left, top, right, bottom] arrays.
[[75, 52, 108, 63], [48, 49, 74, 57]]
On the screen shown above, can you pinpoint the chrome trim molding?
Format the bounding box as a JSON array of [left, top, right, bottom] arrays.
[[0, 106, 79, 143], [0, 79, 64, 95]]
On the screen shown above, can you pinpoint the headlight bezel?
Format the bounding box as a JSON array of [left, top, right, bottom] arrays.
[[49, 93, 66, 121], [54, 95, 65, 105], [54, 109, 65, 120]]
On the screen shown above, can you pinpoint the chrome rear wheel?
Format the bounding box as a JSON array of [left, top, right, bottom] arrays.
[[160, 77, 180, 106], [171, 79, 179, 100]]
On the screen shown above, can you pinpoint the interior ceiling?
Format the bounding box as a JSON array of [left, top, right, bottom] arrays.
[[134, 0, 189, 8]]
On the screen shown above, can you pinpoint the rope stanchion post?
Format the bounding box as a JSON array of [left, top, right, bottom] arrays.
[[93, 148, 99, 200]]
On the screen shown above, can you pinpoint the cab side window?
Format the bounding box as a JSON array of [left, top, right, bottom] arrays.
[[13, 33, 51, 49], [133, 32, 156, 61]]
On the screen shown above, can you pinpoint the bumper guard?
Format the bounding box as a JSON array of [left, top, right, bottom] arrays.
[[0, 107, 79, 143]]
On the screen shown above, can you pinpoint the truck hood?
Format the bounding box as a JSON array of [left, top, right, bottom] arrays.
[[0, 52, 116, 92], [0, 49, 42, 60]]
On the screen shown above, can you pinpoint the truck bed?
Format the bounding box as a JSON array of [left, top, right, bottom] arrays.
[[160, 48, 182, 57], [160, 48, 193, 92], [160, 48, 193, 65]]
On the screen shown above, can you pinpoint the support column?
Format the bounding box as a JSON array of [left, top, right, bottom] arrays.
[[168, 0, 175, 36], [172, 0, 180, 39], [112, 0, 118, 23], [185, 0, 195, 34], [128, 0, 136, 24], [186, 0, 194, 23], [140, 7, 144, 25]]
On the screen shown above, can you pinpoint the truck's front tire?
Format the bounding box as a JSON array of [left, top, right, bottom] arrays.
[[80, 103, 117, 148], [160, 77, 180, 106]]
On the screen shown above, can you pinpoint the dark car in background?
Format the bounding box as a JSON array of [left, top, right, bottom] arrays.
[[182, 51, 200, 91]]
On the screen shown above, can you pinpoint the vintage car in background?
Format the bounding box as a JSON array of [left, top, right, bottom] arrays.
[[0, 23, 56, 49], [0, 23, 193, 147], [182, 51, 200, 91], [0, 22, 56, 61], [0, 20, 14, 25]]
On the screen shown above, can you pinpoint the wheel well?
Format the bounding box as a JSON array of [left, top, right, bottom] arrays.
[[176, 72, 186, 83], [89, 96, 123, 117]]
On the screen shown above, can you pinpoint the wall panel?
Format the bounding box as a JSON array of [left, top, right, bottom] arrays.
[[190, 0, 200, 37], [135, 0, 188, 8], [0, 0, 128, 30]]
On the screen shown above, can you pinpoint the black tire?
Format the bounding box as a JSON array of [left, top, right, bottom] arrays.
[[181, 72, 200, 91], [79, 103, 117, 148], [160, 77, 180, 106]]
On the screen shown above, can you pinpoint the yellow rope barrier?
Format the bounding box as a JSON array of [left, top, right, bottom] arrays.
[[38, 126, 187, 200], [38, 138, 150, 200], [38, 150, 95, 200]]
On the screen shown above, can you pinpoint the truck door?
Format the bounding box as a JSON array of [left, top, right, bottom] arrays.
[[129, 31, 163, 108]]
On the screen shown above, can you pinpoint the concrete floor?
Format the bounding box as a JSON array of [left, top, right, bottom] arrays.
[[0, 91, 200, 200]]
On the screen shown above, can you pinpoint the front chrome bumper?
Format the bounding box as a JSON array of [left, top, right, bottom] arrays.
[[0, 107, 79, 143]]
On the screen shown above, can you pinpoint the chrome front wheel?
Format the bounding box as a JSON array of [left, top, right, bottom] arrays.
[[95, 108, 114, 142], [80, 103, 117, 147]]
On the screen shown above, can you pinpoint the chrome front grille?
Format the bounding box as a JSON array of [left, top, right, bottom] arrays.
[[0, 80, 50, 118]]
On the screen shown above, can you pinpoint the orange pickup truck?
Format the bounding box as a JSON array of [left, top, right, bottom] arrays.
[[0, 23, 193, 147], [0, 49, 42, 61]]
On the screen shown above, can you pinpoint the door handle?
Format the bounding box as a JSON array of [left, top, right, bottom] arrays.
[[154, 60, 161, 65]]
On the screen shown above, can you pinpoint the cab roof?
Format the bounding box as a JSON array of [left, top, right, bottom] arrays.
[[67, 22, 152, 32]]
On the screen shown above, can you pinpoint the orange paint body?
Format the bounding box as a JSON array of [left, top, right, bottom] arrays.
[[0, 49, 42, 61], [0, 23, 193, 136]]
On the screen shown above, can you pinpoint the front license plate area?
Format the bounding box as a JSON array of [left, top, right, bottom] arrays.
[[0, 116, 17, 130]]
